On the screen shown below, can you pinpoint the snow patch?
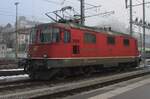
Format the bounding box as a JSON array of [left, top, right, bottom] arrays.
[[0, 68, 24, 71]]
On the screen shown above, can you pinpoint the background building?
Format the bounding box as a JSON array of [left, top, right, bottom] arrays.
[[0, 16, 41, 58]]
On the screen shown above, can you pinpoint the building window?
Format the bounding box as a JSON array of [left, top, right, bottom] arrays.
[[107, 36, 115, 45], [73, 45, 80, 54], [64, 31, 71, 43], [2, 46, 4, 50], [84, 33, 96, 43], [123, 38, 130, 46]]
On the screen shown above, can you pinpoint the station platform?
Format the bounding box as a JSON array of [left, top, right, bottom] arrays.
[[67, 71, 150, 99], [89, 78, 150, 99], [109, 83, 150, 99]]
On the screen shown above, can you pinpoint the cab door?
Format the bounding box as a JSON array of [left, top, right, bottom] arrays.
[[63, 30, 71, 57]]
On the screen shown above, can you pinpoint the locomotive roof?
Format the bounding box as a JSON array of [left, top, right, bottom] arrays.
[[36, 22, 133, 38]]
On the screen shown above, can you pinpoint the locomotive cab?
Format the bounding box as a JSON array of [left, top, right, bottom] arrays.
[[24, 23, 73, 79], [28, 23, 71, 58]]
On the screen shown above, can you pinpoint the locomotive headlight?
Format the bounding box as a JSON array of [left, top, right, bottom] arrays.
[[43, 54, 48, 58]]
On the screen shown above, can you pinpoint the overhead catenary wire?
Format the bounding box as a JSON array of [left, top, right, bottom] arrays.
[[136, 0, 150, 8], [85, 11, 115, 18], [42, 0, 61, 5], [0, 13, 15, 17], [0, 7, 50, 22]]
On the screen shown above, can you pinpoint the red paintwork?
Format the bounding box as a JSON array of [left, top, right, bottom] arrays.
[[28, 23, 139, 58]]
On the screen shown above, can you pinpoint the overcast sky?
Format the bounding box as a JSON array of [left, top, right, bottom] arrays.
[[0, 0, 150, 27]]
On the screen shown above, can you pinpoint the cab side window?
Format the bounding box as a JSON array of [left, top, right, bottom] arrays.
[[123, 38, 130, 46], [64, 31, 71, 43], [40, 28, 52, 43], [107, 36, 115, 45], [30, 29, 37, 44], [52, 28, 60, 42], [84, 33, 96, 43]]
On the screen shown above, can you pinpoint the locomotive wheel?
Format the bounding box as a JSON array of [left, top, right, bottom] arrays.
[[118, 63, 127, 72], [55, 73, 66, 80], [83, 67, 94, 77], [55, 69, 67, 80], [29, 72, 36, 80], [131, 61, 139, 68], [24, 65, 31, 73]]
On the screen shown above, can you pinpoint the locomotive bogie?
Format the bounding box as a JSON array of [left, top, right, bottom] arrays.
[[26, 57, 139, 69], [24, 58, 139, 80], [24, 56, 140, 80]]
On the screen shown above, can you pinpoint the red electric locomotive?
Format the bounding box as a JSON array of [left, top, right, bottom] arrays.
[[24, 22, 140, 80]]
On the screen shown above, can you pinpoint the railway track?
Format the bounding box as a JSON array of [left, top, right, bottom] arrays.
[[0, 59, 18, 69], [0, 69, 25, 76], [0, 67, 149, 99], [0, 74, 29, 85]]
